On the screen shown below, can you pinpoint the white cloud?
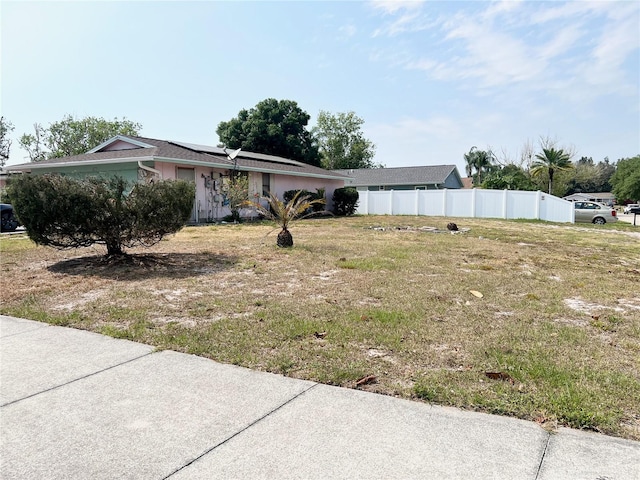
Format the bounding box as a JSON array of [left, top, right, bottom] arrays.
[[368, 0, 425, 15], [368, 0, 638, 109], [537, 24, 584, 61], [482, 0, 524, 20], [371, 10, 436, 37]]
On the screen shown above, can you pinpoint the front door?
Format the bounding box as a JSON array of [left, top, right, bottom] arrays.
[[177, 167, 197, 223]]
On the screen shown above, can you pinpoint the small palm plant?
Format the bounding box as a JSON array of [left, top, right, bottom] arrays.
[[244, 190, 325, 247]]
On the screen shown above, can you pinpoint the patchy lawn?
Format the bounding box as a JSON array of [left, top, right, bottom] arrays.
[[1, 216, 639, 440]]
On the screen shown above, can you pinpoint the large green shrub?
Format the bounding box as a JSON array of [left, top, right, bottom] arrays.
[[7, 174, 195, 255], [332, 187, 359, 216]]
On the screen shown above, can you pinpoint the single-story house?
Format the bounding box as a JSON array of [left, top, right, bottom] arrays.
[[563, 192, 616, 206], [333, 165, 464, 191], [5, 135, 348, 222]]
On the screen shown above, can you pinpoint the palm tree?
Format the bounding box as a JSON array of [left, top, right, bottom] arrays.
[[464, 147, 495, 185], [244, 191, 325, 247], [530, 148, 573, 194]]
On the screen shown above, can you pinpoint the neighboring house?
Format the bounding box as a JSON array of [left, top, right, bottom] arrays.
[[563, 192, 616, 206], [5, 135, 348, 222], [461, 177, 474, 189], [333, 165, 464, 191]]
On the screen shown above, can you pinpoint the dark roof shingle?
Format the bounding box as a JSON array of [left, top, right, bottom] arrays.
[[7, 135, 346, 179], [334, 165, 458, 187]]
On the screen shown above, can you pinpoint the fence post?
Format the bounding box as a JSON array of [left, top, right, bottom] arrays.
[[389, 190, 394, 215], [415, 190, 419, 215], [536, 191, 542, 220], [471, 188, 477, 218], [503, 189, 508, 219], [442, 189, 448, 216]]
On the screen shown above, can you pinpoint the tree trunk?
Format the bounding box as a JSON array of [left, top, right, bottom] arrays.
[[106, 240, 124, 256], [277, 228, 293, 248]]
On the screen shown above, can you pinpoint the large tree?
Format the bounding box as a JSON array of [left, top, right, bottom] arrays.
[[610, 155, 640, 202], [565, 157, 616, 195], [19, 115, 141, 162], [530, 147, 573, 195], [313, 111, 377, 169], [464, 147, 496, 185], [0, 116, 14, 167], [216, 98, 321, 166]]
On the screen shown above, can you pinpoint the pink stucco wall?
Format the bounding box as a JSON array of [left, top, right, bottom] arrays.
[[152, 161, 345, 222], [269, 174, 345, 211]]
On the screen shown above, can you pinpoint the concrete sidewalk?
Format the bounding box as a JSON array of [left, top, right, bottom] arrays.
[[1, 315, 638, 479]]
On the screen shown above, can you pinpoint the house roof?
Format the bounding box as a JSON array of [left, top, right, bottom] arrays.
[[563, 192, 616, 201], [6, 135, 348, 181], [333, 165, 461, 187]]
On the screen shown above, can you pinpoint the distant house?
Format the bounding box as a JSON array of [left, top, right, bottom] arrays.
[[5, 135, 348, 222], [333, 165, 464, 191], [563, 192, 616, 205]]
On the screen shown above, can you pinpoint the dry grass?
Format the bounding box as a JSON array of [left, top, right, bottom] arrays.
[[1, 216, 639, 439]]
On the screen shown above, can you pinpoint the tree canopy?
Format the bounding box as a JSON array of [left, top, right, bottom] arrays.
[[313, 111, 377, 169], [19, 115, 141, 162], [216, 98, 321, 166], [610, 155, 640, 202], [565, 157, 616, 195], [481, 164, 536, 191], [0, 116, 14, 167], [464, 147, 496, 185], [530, 147, 573, 194]]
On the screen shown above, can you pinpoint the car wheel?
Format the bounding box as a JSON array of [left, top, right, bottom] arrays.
[[593, 217, 606, 225], [1, 214, 18, 232]]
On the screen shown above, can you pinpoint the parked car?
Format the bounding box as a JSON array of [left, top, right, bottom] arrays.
[[1, 203, 19, 232], [573, 201, 618, 224], [623, 204, 640, 214], [627, 205, 640, 215]]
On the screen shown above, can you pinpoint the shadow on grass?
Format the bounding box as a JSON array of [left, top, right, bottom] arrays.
[[47, 252, 238, 280]]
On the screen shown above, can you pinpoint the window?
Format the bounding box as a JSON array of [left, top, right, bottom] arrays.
[[262, 173, 271, 196]]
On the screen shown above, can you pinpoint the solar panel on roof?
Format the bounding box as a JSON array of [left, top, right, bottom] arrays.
[[170, 141, 308, 167], [170, 141, 227, 155]]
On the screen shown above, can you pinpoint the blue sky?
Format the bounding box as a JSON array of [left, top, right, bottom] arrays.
[[2, 0, 639, 175]]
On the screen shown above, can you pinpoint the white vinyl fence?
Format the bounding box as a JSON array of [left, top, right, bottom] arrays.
[[356, 189, 574, 223]]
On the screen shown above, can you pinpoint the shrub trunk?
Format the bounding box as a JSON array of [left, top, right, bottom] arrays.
[[277, 228, 293, 248]]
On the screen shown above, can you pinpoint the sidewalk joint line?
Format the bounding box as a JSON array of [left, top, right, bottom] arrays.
[[162, 382, 320, 479], [0, 351, 155, 408], [0, 326, 48, 340], [534, 432, 552, 480]]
